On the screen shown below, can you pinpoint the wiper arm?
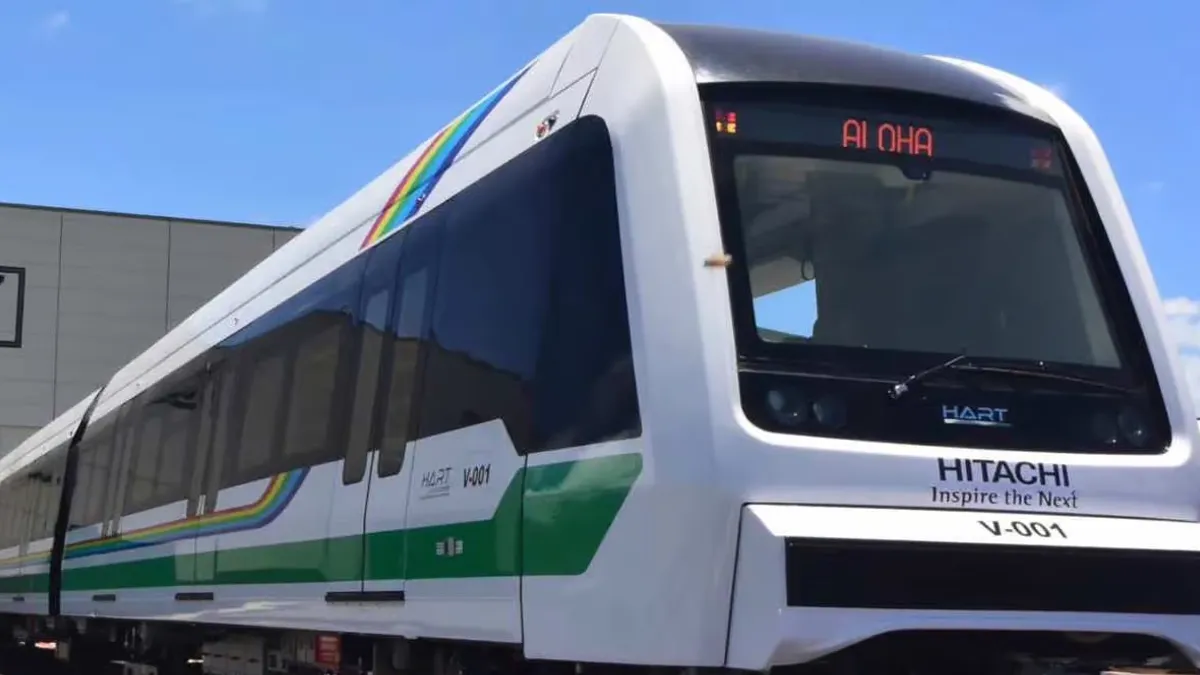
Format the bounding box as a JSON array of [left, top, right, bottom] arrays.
[[889, 353, 968, 400], [888, 353, 1135, 400], [948, 362, 1135, 394]]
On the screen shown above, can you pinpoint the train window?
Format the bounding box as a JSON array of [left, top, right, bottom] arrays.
[[344, 288, 389, 483], [12, 478, 26, 543], [0, 486, 13, 547], [532, 116, 640, 451], [418, 149, 552, 451], [377, 219, 441, 478], [81, 426, 115, 527], [13, 481, 30, 545], [156, 394, 195, 505], [416, 116, 639, 454], [103, 411, 135, 525], [276, 257, 364, 471], [204, 362, 238, 499], [235, 349, 289, 480], [283, 320, 343, 462], [0, 485, 10, 547], [344, 253, 395, 486], [43, 451, 65, 539], [35, 464, 57, 540], [27, 471, 46, 542], [68, 444, 92, 528], [128, 413, 162, 513]]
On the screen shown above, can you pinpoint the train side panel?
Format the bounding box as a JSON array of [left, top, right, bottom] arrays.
[[520, 17, 738, 668]]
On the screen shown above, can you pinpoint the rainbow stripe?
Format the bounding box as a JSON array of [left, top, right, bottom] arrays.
[[359, 65, 531, 250], [0, 469, 307, 570]]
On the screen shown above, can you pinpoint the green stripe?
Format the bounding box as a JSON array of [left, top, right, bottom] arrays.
[[0, 453, 641, 594]]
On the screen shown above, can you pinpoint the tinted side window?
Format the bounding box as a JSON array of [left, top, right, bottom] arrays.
[[155, 395, 194, 505], [13, 481, 31, 544], [280, 258, 363, 468], [0, 480, 12, 547], [71, 419, 116, 528], [45, 451, 67, 539], [205, 354, 240, 498], [233, 349, 288, 481], [31, 452, 65, 541], [344, 232, 404, 484], [377, 219, 441, 477], [128, 411, 162, 513], [418, 146, 553, 450], [415, 116, 640, 453], [27, 468, 51, 541], [533, 116, 640, 450]]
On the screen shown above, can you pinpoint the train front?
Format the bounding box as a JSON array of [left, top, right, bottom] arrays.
[[682, 27, 1200, 675]]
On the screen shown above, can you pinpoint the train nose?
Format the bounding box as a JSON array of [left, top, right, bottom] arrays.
[[725, 503, 1200, 671]]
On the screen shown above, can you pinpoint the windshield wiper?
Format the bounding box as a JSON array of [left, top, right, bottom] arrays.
[[948, 362, 1134, 394], [888, 353, 967, 400], [888, 353, 1134, 399]]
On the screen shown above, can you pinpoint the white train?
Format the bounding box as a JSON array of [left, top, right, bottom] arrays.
[[0, 12, 1196, 675]]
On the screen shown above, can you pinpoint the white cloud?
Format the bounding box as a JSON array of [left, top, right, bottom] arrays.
[[1143, 180, 1166, 194], [1164, 296, 1200, 412], [37, 10, 70, 35]]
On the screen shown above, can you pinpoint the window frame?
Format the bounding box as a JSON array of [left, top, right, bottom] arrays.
[[0, 265, 26, 349], [701, 82, 1163, 394]]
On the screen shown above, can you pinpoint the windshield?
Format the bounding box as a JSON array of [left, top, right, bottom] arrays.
[[709, 98, 1124, 373]]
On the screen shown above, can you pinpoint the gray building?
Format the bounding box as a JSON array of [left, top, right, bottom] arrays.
[[0, 203, 299, 455]]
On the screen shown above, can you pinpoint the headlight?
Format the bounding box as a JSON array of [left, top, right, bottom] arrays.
[[813, 395, 847, 429], [1117, 406, 1150, 447], [766, 387, 809, 427]]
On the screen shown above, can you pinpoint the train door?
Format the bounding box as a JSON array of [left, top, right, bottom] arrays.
[[343, 227, 413, 600], [360, 218, 441, 601]]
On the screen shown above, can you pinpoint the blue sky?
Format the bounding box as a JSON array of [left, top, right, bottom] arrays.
[[0, 0, 1195, 406]]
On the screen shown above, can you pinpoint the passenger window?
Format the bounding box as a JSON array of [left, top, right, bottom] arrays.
[[82, 429, 114, 526], [13, 482, 30, 544], [532, 117, 640, 450], [344, 287, 391, 484], [206, 364, 239, 498], [377, 223, 441, 478], [129, 413, 162, 513], [68, 445, 92, 528], [283, 320, 343, 461], [412, 116, 640, 454], [28, 473, 46, 541], [418, 160, 552, 449], [156, 397, 194, 505], [42, 454, 65, 538], [278, 259, 363, 471], [235, 350, 289, 480], [0, 488, 11, 547], [38, 464, 58, 540], [0, 488, 13, 547]]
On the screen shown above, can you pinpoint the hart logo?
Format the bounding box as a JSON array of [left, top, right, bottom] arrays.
[[942, 404, 1010, 428]]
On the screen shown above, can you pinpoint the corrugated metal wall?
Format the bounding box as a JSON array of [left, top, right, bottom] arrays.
[[0, 204, 298, 454]]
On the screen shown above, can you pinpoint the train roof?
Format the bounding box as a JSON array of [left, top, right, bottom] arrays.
[[655, 22, 1049, 121]]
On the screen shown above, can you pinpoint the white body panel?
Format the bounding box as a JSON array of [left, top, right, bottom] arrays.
[[727, 504, 1200, 671]]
